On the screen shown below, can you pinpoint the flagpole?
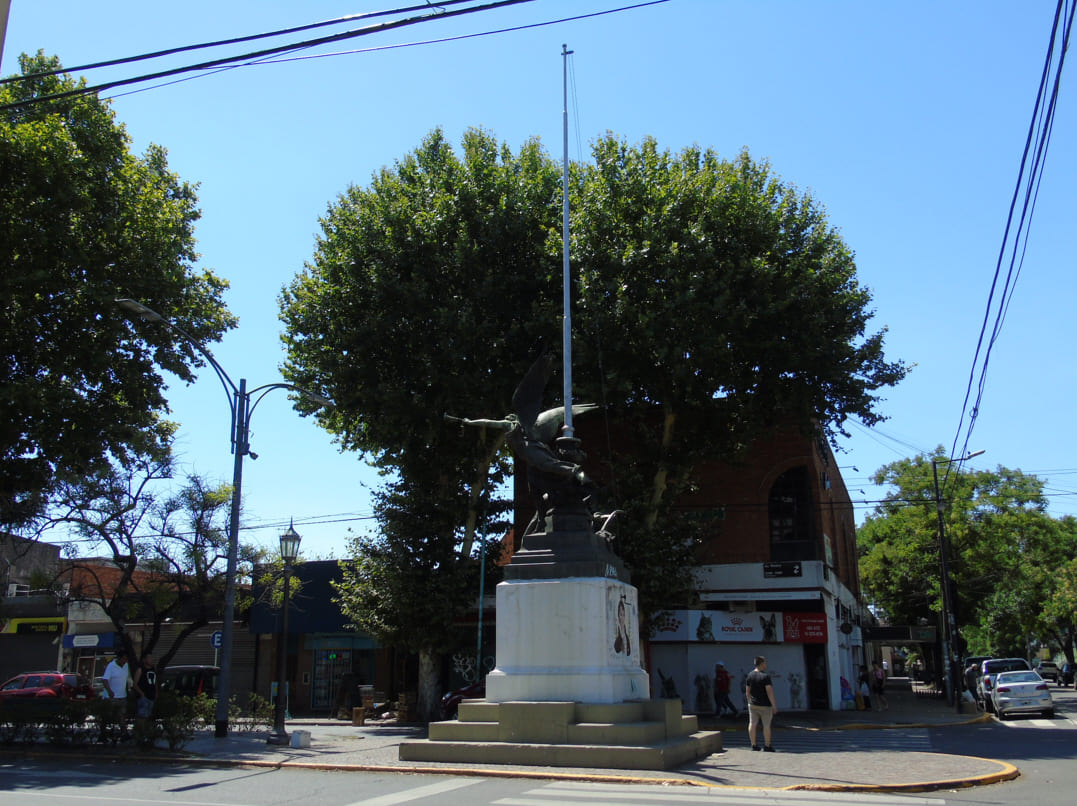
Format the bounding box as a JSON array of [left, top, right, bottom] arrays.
[[561, 43, 574, 437]]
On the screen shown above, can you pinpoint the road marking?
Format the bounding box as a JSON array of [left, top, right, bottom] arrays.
[[344, 777, 484, 805], [497, 781, 945, 804], [8, 793, 239, 806]]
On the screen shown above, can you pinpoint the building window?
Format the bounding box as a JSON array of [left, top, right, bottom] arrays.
[[769, 466, 817, 561]]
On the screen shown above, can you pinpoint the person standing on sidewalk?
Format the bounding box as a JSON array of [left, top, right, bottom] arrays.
[[132, 652, 159, 745], [100, 649, 131, 741], [872, 660, 889, 711], [746, 655, 778, 752]]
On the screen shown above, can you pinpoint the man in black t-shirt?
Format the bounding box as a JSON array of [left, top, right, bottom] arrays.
[[745, 655, 778, 751]]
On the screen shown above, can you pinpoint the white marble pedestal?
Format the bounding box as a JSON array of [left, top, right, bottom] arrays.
[[485, 576, 649, 703]]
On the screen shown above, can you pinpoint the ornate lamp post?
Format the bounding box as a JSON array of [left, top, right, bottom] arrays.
[[115, 299, 329, 737], [267, 522, 301, 745], [932, 449, 985, 711]]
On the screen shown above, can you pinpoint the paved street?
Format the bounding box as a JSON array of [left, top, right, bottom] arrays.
[[6, 680, 1077, 802]]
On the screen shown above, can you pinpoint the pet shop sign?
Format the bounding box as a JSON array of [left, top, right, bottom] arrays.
[[651, 610, 827, 643], [781, 612, 827, 643]]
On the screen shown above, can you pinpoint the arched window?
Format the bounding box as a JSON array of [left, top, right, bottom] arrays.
[[768, 466, 817, 561]]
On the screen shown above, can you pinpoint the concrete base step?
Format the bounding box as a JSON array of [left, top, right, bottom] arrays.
[[404, 698, 722, 771], [399, 732, 722, 771]]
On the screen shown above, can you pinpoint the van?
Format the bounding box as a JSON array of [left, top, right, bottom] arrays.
[[159, 665, 219, 698]]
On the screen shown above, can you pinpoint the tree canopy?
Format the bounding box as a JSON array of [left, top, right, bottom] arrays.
[[858, 451, 1077, 661], [1, 52, 235, 528], [281, 127, 906, 656]]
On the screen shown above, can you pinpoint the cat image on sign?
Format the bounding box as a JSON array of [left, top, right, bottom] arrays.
[[760, 613, 778, 642], [657, 668, 681, 701], [696, 613, 716, 642]]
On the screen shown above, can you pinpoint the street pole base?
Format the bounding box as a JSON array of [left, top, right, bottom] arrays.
[[214, 720, 228, 738]]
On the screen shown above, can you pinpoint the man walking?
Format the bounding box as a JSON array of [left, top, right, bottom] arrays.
[[746, 655, 778, 752], [713, 661, 738, 717]]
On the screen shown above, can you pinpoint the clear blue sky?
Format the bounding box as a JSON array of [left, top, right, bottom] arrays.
[[5, 1, 1075, 559]]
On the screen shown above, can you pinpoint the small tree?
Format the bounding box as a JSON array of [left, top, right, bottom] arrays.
[[39, 457, 260, 667]]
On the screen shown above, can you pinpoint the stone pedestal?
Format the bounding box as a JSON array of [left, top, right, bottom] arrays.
[[485, 576, 649, 703]]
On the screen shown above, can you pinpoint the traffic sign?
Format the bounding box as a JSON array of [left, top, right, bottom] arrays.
[[210, 630, 223, 649]]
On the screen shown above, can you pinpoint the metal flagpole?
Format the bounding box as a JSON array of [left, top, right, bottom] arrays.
[[561, 43, 574, 436]]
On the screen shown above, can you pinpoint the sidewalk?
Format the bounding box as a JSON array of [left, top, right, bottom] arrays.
[[160, 678, 1013, 793]]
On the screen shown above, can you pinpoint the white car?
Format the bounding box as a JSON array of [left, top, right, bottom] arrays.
[[990, 670, 1054, 719]]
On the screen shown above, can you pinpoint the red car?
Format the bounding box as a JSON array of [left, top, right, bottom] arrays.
[[0, 672, 96, 705]]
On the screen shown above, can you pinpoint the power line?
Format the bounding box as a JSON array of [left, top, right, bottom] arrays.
[[0, 0, 537, 112], [0, 1, 485, 87], [949, 0, 1074, 471]]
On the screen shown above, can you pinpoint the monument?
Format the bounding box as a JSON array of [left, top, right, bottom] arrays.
[[400, 351, 721, 770]]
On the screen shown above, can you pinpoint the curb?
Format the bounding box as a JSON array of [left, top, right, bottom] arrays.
[[1, 743, 1021, 795], [783, 755, 1020, 794]]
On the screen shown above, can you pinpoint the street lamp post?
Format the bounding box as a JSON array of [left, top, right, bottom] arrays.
[[932, 449, 985, 712], [267, 522, 301, 746], [115, 299, 330, 737]]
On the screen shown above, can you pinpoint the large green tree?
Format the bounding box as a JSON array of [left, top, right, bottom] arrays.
[[282, 128, 906, 698], [858, 451, 1077, 659], [1, 52, 235, 528]]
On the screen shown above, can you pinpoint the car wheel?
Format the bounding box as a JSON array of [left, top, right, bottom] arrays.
[[1043, 709, 1054, 718]]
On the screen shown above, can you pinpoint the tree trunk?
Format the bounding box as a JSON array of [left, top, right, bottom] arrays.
[[460, 429, 507, 558], [644, 410, 678, 531], [417, 648, 442, 723]]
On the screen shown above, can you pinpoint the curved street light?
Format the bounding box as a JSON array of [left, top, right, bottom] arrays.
[[932, 448, 985, 712], [116, 298, 330, 737]]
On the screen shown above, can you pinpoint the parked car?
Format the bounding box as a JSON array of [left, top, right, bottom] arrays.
[[1033, 660, 1060, 683], [439, 681, 484, 720], [990, 670, 1053, 718], [158, 665, 219, 698], [1061, 662, 1075, 687], [0, 672, 96, 709], [978, 658, 1032, 711]]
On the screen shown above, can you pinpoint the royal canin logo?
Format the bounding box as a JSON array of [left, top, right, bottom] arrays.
[[730, 617, 743, 626]]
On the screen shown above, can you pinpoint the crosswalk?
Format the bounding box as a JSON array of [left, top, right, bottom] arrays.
[[996, 714, 1077, 728], [720, 727, 935, 753], [490, 780, 946, 805]]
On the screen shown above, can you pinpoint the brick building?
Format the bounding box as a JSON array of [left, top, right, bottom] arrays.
[[513, 420, 868, 713]]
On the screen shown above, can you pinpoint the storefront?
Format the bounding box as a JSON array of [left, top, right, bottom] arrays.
[[0, 617, 66, 680], [648, 608, 832, 712]]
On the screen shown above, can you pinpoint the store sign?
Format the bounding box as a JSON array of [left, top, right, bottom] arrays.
[[15, 619, 63, 635], [782, 612, 828, 643], [651, 609, 829, 644]]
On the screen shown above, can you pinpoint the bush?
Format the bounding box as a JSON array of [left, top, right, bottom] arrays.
[[42, 701, 92, 745], [152, 690, 202, 751], [232, 693, 273, 734], [0, 707, 38, 744]]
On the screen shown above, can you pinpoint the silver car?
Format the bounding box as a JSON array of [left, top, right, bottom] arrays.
[[990, 670, 1053, 719]]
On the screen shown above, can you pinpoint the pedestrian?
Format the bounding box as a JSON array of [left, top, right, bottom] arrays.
[[964, 660, 982, 703], [857, 665, 872, 711], [132, 652, 159, 745], [713, 661, 738, 717], [745, 655, 778, 752], [100, 649, 131, 741], [872, 660, 889, 711]]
